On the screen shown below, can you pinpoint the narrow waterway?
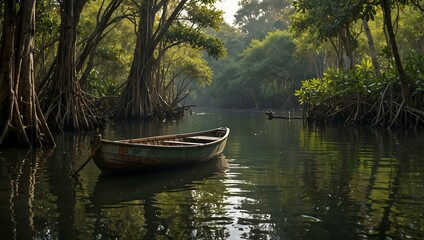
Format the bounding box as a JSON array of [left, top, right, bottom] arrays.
[[1, 109, 423, 239]]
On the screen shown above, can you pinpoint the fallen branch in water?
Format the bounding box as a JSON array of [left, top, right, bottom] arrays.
[[265, 111, 304, 120]]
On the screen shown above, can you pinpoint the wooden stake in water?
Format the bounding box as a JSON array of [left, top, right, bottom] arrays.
[[71, 136, 101, 177]]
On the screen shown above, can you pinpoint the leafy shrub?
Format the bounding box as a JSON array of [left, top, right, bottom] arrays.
[[87, 69, 120, 97], [295, 53, 424, 126], [295, 58, 393, 106], [404, 51, 424, 95]]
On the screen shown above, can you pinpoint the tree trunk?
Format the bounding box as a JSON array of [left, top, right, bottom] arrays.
[[343, 25, 354, 70], [0, 0, 55, 148], [362, 16, 381, 77], [115, 1, 155, 119], [38, 0, 105, 132], [113, 0, 188, 120], [380, 0, 412, 107]]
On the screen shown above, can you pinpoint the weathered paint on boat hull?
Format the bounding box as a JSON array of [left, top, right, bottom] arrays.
[[92, 128, 229, 174]]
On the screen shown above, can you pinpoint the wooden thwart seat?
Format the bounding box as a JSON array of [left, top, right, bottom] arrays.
[[163, 140, 202, 146], [184, 136, 221, 143]]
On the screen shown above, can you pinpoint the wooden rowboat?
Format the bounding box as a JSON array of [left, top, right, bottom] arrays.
[[91, 127, 230, 174]]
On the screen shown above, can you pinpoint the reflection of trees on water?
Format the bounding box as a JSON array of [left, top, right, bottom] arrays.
[[225, 125, 423, 239], [48, 135, 77, 239], [2, 133, 93, 239], [297, 127, 424, 239], [87, 155, 230, 239], [154, 165, 230, 239], [7, 149, 53, 239]]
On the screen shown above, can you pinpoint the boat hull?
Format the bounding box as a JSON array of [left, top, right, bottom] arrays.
[[92, 127, 229, 174]]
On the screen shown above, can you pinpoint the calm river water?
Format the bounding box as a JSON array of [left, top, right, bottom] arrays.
[[0, 109, 423, 239]]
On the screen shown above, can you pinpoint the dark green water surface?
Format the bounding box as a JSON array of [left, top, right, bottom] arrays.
[[1, 109, 423, 239]]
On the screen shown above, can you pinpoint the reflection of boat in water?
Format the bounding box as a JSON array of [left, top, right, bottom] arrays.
[[91, 127, 229, 174], [86, 155, 229, 239], [89, 155, 229, 206]]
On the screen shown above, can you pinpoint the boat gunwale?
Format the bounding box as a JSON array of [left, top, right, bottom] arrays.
[[98, 127, 230, 149]]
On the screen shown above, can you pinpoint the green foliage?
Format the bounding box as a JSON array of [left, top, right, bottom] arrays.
[[181, 56, 213, 87], [162, 0, 227, 61], [330, 58, 387, 97], [35, 1, 60, 35], [238, 30, 295, 85], [295, 77, 332, 105], [166, 22, 226, 60], [167, 46, 213, 87], [292, 0, 365, 39], [186, 4, 223, 29], [86, 69, 119, 96], [295, 53, 424, 106], [33, 1, 61, 81], [404, 51, 424, 94], [395, 6, 424, 54], [291, 0, 378, 71], [235, 0, 293, 42], [78, 0, 135, 87], [295, 59, 380, 105], [205, 30, 315, 109]]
